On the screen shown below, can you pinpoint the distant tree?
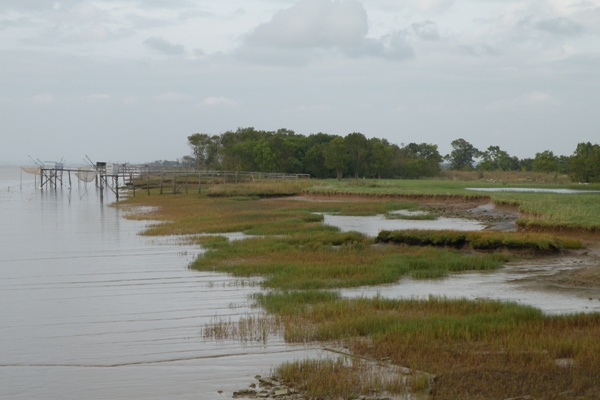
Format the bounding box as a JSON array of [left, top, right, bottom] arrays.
[[569, 142, 600, 183], [366, 137, 395, 179], [446, 138, 480, 170], [345, 132, 369, 178], [533, 150, 559, 173], [303, 133, 336, 178], [519, 158, 534, 172], [187, 133, 221, 170], [397, 143, 443, 178], [324, 136, 349, 180], [479, 146, 519, 171]]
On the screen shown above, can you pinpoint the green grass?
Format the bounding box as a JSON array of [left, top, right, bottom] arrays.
[[191, 234, 509, 288], [377, 230, 583, 253]]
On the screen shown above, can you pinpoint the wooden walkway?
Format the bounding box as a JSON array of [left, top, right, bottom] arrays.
[[26, 162, 309, 201]]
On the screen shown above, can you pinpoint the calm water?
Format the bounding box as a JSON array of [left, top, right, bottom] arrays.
[[0, 167, 324, 400]]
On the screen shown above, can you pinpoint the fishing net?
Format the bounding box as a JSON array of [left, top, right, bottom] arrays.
[[75, 167, 97, 183], [21, 166, 41, 174]]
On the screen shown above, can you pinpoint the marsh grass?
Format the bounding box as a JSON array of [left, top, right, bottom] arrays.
[[206, 181, 307, 197], [257, 293, 600, 399], [275, 357, 430, 399], [201, 314, 284, 344], [119, 182, 600, 399], [377, 230, 583, 253], [191, 235, 508, 288]]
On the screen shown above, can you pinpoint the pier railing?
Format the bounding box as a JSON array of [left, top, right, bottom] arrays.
[[22, 163, 309, 200]]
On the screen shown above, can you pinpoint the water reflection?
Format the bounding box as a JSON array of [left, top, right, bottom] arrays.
[[322, 213, 484, 236], [466, 187, 600, 194]]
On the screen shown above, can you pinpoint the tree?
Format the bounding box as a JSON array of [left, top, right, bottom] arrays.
[[187, 133, 221, 170], [533, 150, 559, 173], [396, 143, 443, 178], [324, 136, 349, 180], [446, 138, 481, 170], [366, 138, 394, 179], [479, 146, 519, 171], [345, 132, 369, 178], [569, 142, 600, 183]]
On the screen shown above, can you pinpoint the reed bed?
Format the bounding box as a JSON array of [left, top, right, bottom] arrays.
[[275, 357, 430, 399], [206, 181, 308, 197], [191, 235, 508, 288], [377, 230, 583, 253], [257, 293, 600, 399]]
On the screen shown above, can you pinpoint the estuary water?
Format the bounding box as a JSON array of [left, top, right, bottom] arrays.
[[0, 167, 323, 400]]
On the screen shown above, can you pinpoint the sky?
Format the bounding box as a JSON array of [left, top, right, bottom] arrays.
[[1, 0, 599, 165]]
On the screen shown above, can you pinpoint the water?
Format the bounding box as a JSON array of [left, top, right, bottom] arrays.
[[466, 187, 600, 194], [0, 167, 325, 400], [322, 213, 484, 235]]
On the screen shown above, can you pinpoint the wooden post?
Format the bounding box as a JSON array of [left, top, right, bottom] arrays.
[[173, 174, 176, 194], [146, 170, 150, 196], [160, 171, 163, 195]]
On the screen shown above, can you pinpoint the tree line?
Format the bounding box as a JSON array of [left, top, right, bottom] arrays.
[[182, 127, 600, 183]]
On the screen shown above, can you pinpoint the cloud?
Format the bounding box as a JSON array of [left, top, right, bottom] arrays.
[[153, 92, 190, 103], [83, 94, 110, 101], [200, 96, 238, 108], [535, 17, 584, 36], [245, 0, 368, 49], [239, 0, 413, 63], [415, 0, 455, 13], [486, 91, 562, 112], [144, 36, 185, 55], [409, 20, 441, 41], [32, 93, 55, 104], [347, 31, 414, 60], [456, 43, 499, 57]]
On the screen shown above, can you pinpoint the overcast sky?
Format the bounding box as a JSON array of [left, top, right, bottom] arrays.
[[1, 0, 599, 165]]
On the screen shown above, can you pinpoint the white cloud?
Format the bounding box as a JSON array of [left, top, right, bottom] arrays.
[[535, 17, 584, 36], [84, 94, 110, 101], [456, 43, 499, 57], [200, 96, 238, 108], [153, 92, 190, 103], [486, 91, 562, 112], [245, 0, 368, 48], [32, 93, 55, 104], [240, 0, 413, 63], [144, 36, 185, 55], [409, 20, 441, 40]]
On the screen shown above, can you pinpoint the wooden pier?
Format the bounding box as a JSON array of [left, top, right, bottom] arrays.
[[24, 161, 309, 201]]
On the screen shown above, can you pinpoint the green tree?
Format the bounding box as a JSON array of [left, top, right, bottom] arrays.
[[446, 138, 481, 170], [479, 146, 519, 171], [569, 142, 600, 183], [324, 136, 349, 180], [367, 137, 394, 179], [345, 132, 369, 178], [533, 150, 559, 173], [396, 143, 443, 178], [187, 133, 221, 170]]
